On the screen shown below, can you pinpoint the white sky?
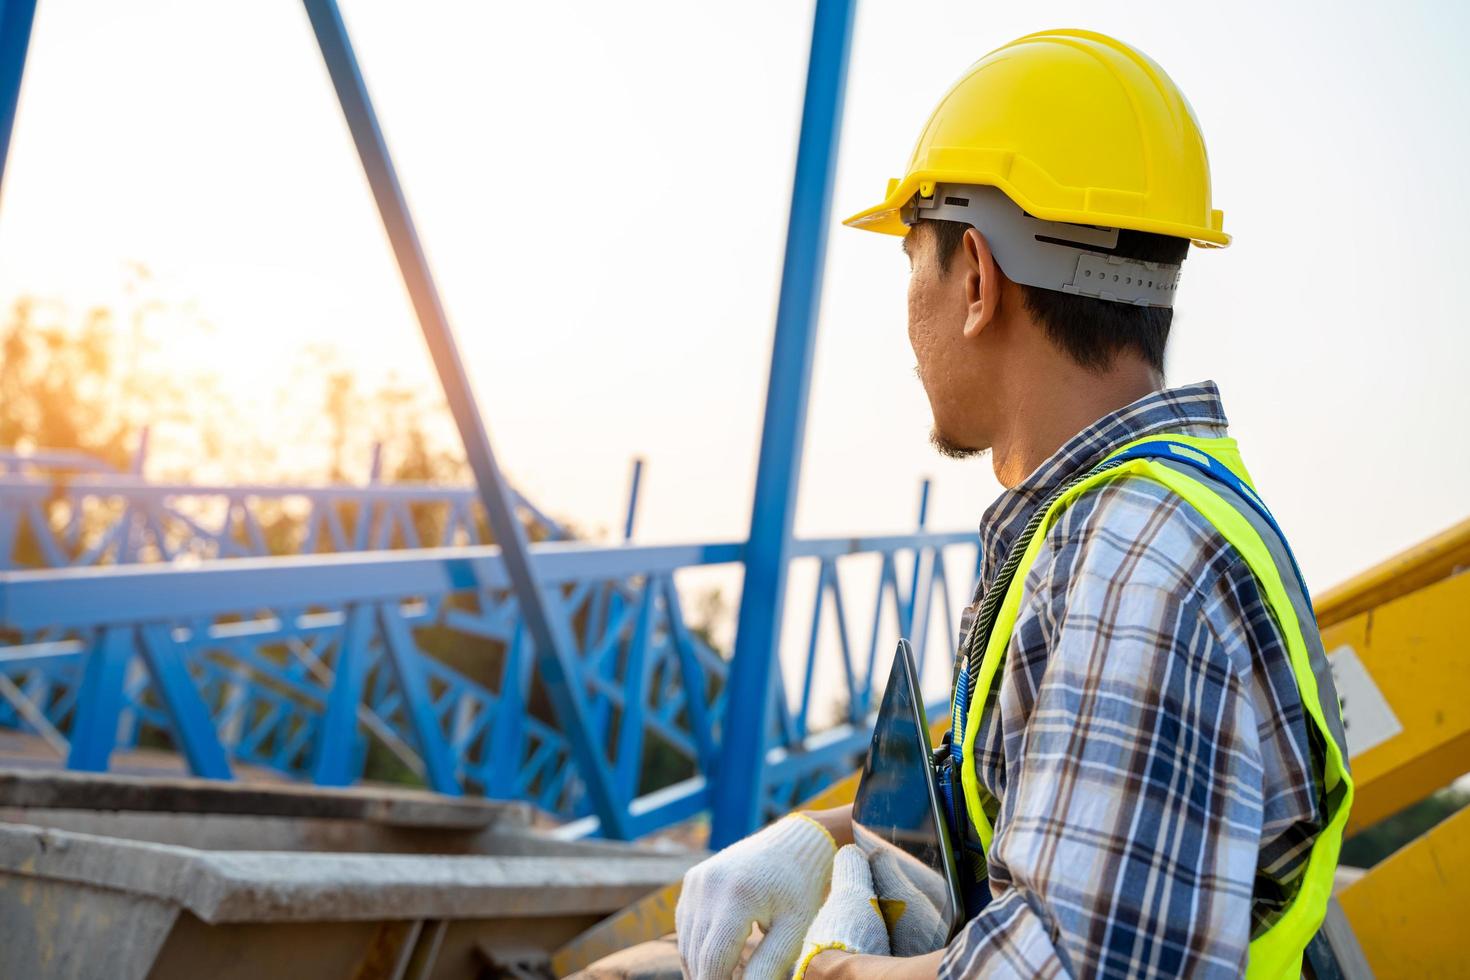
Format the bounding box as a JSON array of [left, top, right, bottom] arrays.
[[2, 0, 1468, 605]]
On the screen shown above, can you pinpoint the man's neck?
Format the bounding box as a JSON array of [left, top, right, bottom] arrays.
[[989, 358, 1161, 489]]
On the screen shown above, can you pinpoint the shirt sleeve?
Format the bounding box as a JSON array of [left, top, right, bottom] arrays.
[[939, 499, 1267, 979]]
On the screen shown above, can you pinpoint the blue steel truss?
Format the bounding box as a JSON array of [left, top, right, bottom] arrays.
[[0, 440, 571, 569], [0, 516, 978, 834], [0, 0, 985, 840]]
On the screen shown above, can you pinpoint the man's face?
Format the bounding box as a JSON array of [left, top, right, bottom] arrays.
[[903, 223, 992, 458]]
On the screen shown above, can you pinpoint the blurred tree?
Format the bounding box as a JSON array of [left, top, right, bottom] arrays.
[[0, 299, 140, 470], [0, 293, 206, 565]]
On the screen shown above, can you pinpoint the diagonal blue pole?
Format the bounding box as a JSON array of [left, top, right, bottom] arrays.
[[137, 624, 233, 779], [0, 0, 39, 205], [300, 0, 627, 837], [710, 0, 857, 848], [378, 601, 461, 795]]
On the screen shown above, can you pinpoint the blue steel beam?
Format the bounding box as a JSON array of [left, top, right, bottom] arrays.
[[622, 458, 644, 541], [377, 601, 461, 794], [0, 533, 978, 631], [0, 0, 37, 205], [0, 540, 750, 629], [710, 0, 858, 848], [613, 583, 656, 800], [0, 475, 573, 503], [66, 627, 133, 771], [659, 574, 718, 774], [299, 0, 628, 836], [905, 479, 931, 631], [312, 603, 374, 785], [137, 623, 232, 778]]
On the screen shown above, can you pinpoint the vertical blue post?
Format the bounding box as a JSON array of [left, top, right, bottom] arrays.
[[486, 623, 529, 798], [129, 426, 151, 476], [355, 442, 384, 550], [622, 457, 644, 541], [301, 0, 628, 836], [612, 582, 655, 800], [313, 603, 375, 785], [367, 442, 383, 483], [904, 478, 931, 632], [67, 627, 133, 772], [710, 0, 857, 848], [0, 0, 37, 205]]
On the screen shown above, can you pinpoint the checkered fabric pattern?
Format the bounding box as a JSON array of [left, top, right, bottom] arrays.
[[939, 381, 1326, 979]]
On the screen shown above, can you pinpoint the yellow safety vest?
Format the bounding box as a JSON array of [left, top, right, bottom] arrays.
[[953, 434, 1353, 979]]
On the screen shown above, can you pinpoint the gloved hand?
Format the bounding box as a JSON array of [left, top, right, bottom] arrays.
[[676, 813, 837, 980], [793, 846, 892, 979], [868, 847, 950, 956]]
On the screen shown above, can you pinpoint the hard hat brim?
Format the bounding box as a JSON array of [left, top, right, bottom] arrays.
[[842, 171, 1231, 248]]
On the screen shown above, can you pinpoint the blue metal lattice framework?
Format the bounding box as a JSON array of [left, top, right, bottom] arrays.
[[0, 506, 977, 833], [0, 0, 983, 840], [0, 438, 571, 569]]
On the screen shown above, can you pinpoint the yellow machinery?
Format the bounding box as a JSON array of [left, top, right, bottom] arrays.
[[1318, 518, 1470, 976], [553, 518, 1470, 977]]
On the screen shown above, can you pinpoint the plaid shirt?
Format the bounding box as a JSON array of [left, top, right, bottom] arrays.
[[939, 381, 1325, 979]]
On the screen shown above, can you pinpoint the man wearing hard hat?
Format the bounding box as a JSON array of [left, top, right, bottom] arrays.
[[675, 29, 1351, 980]]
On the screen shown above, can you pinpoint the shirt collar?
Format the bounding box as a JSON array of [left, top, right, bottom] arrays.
[[977, 380, 1231, 589]]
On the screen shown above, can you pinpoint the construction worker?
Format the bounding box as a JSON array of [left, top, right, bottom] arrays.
[[675, 29, 1352, 980]]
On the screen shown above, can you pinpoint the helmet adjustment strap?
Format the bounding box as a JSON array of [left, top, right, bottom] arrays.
[[902, 184, 1184, 308]]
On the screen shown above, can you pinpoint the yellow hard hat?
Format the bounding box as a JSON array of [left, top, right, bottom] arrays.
[[843, 29, 1228, 247]]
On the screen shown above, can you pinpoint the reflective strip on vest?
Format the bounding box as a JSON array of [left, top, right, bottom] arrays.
[[954, 434, 1353, 979]]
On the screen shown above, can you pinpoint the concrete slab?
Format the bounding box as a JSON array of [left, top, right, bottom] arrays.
[[0, 807, 673, 856], [0, 821, 696, 923], [0, 766, 526, 829], [0, 765, 697, 977], [0, 871, 179, 980]]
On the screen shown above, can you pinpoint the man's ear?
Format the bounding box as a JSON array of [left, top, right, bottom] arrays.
[[960, 227, 1001, 340]]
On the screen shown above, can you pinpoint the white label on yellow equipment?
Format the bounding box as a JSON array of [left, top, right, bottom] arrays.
[[1327, 645, 1403, 758]]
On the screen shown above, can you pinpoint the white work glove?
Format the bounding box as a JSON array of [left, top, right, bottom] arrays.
[[793, 846, 891, 979], [676, 813, 838, 980], [868, 848, 950, 956]]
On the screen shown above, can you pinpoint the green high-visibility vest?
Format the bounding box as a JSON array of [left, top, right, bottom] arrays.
[[954, 434, 1354, 979]]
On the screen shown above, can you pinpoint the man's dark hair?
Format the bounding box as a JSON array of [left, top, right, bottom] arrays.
[[925, 218, 1189, 373]]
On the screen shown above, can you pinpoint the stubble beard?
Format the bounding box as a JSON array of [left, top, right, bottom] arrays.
[[929, 425, 986, 460]]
